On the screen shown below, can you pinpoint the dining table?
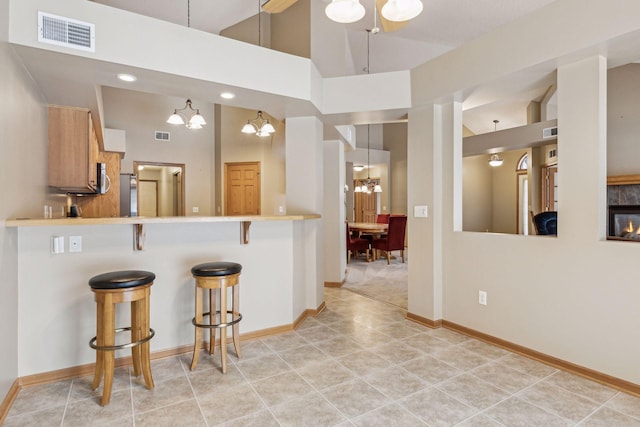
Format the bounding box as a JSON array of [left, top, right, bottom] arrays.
[[348, 222, 388, 238]]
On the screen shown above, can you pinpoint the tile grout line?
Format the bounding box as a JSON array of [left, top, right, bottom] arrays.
[[509, 370, 578, 424], [129, 367, 136, 427], [59, 378, 73, 426]]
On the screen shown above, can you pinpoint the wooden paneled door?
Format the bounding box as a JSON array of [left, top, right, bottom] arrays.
[[353, 179, 378, 222], [225, 162, 261, 215]]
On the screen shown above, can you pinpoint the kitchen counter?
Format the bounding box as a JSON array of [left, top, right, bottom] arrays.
[[6, 214, 321, 248], [9, 215, 324, 379], [6, 214, 320, 227]]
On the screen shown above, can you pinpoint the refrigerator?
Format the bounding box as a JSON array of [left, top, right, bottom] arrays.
[[119, 173, 138, 217]]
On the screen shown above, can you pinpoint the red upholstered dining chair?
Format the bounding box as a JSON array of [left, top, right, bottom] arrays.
[[346, 223, 370, 263], [372, 215, 407, 264], [377, 214, 390, 224]]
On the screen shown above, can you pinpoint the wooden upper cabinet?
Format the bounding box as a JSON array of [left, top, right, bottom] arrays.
[[48, 105, 99, 192]]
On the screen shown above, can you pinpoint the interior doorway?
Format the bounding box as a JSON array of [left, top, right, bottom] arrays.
[[225, 162, 261, 215], [133, 161, 185, 217]]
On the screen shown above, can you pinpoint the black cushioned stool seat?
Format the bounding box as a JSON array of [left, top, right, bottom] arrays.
[[88, 270, 155, 406], [190, 262, 242, 373], [191, 262, 242, 277]]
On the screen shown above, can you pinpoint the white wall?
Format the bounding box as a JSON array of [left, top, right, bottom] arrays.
[[323, 140, 346, 285], [383, 123, 408, 215], [101, 88, 215, 215], [608, 63, 640, 176], [285, 116, 324, 312], [442, 56, 640, 385], [220, 106, 286, 216], [0, 40, 48, 399], [15, 221, 301, 376], [310, 0, 350, 77], [407, 0, 640, 388], [462, 155, 492, 232], [491, 149, 527, 234]]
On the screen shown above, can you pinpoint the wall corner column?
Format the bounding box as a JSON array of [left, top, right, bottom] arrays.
[[285, 116, 325, 314], [407, 104, 449, 322], [323, 139, 346, 286]]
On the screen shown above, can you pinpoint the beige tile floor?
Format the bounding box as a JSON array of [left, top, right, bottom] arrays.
[[5, 287, 640, 426]]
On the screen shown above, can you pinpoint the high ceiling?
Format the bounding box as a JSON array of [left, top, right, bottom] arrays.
[[89, 0, 560, 134]]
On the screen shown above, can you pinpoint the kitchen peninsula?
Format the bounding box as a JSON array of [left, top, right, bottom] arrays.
[[6, 214, 322, 382]]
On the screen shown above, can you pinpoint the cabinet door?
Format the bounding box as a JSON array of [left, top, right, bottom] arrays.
[[48, 106, 98, 192], [88, 113, 99, 189]]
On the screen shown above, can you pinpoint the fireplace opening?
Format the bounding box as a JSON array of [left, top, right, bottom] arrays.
[[608, 205, 640, 240]]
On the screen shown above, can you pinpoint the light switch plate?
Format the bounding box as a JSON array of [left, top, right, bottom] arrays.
[[51, 236, 64, 254], [414, 205, 428, 218]]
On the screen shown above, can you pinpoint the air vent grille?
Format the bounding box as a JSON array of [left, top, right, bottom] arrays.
[[542, 126, 558, 139], [38, 12, 95, 52], [155, 131, 170, 141]]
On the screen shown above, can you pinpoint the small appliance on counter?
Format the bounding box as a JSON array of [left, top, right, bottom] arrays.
[[119, 173, 138, 217]]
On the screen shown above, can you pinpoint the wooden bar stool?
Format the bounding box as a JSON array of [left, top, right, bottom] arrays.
[[88, 270, 156, 406], [190, 262, 242, 373]]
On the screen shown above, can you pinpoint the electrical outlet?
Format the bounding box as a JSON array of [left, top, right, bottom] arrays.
[[192, 206, 199, 213], [69, 235, 82, 253], [478, 290, 487, 305]]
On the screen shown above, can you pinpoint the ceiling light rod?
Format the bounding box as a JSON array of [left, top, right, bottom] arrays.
[[167, 99, 206, 129], [241, 110, 276, 137], [356, 124, 382, 193], [355, 29, 382, 194]]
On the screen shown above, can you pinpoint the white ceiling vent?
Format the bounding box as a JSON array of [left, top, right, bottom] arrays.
[[155, 131, 170, 141], [542, 126, 558, 139], [38, 12, 95, 52]]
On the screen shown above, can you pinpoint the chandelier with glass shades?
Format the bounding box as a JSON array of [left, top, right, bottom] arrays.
[[241, 110, 276, 137], [325, 0, 423, 24], [166, 99, 206, 129], [488, 154, 504, 167]]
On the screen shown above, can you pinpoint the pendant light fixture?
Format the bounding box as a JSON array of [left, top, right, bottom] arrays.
[[355, 29, 382, 194], [325, 0, 423, 25], [241, 111, 276, 137], [488, 154, 504, 167], [488, 119, 503, 166], [167, 99, 206, 129], [239, 1, 276, 138], [325, 0, 365, 24], [381, 0, 423, 22], [355, 124, 383, 193]]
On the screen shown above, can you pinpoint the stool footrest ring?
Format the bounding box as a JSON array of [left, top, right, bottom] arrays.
[[192, 310, 242, 329], [89, 327, 155, 351]]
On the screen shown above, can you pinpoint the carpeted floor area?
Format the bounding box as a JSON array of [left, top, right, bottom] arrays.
[[343, 249, 408, 310]]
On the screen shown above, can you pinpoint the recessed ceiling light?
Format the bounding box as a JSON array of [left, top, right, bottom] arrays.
[[220, 92, 235, 99], [117, 73, 137, 82]]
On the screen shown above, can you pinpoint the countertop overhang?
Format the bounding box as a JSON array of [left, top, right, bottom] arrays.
[[6, 214, 321, 249], [5, 214, 321, 227]]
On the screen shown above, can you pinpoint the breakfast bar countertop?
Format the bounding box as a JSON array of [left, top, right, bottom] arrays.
[[5, 214, 321, 227]]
